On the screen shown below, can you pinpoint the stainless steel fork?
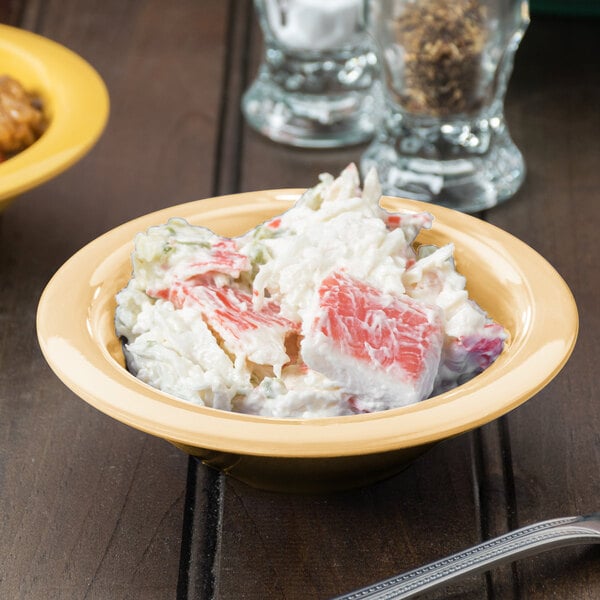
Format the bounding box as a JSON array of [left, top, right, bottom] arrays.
[[332, 513, 600, 600]]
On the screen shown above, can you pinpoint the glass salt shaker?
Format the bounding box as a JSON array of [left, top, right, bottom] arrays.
[[362, 0, 529, 212], [242, 0, 383, 148]]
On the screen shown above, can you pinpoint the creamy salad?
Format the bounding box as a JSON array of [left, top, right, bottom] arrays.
[[115, 165, 506, 418]]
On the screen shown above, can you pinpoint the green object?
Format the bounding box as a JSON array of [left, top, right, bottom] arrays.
[[530, 0, 600, 17]]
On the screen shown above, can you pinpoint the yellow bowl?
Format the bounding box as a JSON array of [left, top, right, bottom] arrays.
[[36, 192, 578, 493], [0, 24, 109, 210]]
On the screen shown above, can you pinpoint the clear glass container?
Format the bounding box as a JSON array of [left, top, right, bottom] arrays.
[[242, 0, 383, 148], [361, 0, 529, 212]]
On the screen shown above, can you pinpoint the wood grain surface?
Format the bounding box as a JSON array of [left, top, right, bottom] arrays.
[[1, 2, 598, 599], [1, 1, 227, 598]]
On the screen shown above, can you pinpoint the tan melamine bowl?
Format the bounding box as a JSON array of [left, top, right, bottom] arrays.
[[36, 191, 578, 492]]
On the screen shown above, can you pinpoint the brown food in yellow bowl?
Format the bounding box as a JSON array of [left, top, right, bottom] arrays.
[[0, 74, 47, 162]]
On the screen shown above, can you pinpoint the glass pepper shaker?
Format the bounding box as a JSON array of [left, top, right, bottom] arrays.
[[362, 0, 530, 212]]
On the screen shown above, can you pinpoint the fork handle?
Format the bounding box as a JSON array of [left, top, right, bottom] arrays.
[[333, 515, 600, 600]]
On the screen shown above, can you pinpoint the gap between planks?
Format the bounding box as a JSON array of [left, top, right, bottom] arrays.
[[177, 1, 253, 598]]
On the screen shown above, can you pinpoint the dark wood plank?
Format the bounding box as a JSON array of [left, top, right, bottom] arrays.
[[486, 15, 600, 599], [202, 6, 498, 600], [212, 439, 492, 600], [475, 420, 520, 599], [205, 11, 600, 600], [0, 1, 230, 597], [0, 0, 23, 25]]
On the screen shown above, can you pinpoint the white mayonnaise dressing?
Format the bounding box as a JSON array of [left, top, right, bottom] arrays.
[[115, 164, 506, 417]]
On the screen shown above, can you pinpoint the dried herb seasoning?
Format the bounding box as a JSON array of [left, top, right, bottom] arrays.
[[393, 0, 488, 117]]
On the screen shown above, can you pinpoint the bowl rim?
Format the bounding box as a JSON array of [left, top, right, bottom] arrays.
[[0, 24, 109, 204], [36, 190, 579, 458]]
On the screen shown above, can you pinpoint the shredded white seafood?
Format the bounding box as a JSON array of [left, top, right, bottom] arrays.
[[116, 165, 506, 417]]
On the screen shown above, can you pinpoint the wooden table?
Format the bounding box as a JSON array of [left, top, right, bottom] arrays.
[[1, 2, 599, 598]]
